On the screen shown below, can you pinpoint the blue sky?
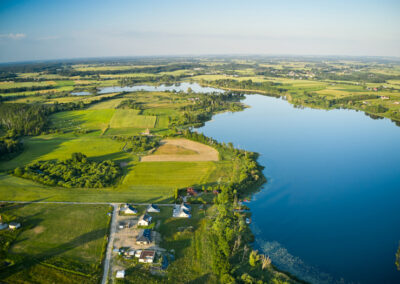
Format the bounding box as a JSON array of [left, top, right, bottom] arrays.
[[0, 0, 399, 62]]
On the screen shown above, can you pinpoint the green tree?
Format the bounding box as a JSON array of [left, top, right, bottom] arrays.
[[173, 188, 179, 200], [249, 250, 259, 267]]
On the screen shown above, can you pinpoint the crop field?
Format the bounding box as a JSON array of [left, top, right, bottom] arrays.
[[0, 203, 110, 283], [109, 109, 156, 128]]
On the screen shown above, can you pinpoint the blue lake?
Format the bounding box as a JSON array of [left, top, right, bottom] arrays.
[[197, 95, 400, 284], [98, 82, 224, 94]]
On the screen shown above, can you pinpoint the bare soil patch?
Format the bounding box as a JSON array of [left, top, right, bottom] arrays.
[[141, 138, 219, 162]]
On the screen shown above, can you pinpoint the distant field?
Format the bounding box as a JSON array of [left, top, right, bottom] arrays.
[[0, 81, 56, 89], [0, 203, 110, 283], [50, 109, 115, 132], [88, 98, 125, 109], [192, 74, 268, 82], [109, 109, 156, 128]]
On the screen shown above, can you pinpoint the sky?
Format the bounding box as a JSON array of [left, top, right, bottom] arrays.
[[0, 0, 399, 62]]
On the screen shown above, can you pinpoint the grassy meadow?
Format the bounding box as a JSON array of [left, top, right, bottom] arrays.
[[0, 203, 110, 283]]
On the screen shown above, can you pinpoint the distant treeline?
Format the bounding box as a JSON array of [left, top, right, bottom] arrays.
[[0, 85, 55, 94], [207, 79, 287, 96], [314, 71, 400, 83], [172, 92, 245, 127], [118, 74, 185, 85], [59, 63, 202, 76]]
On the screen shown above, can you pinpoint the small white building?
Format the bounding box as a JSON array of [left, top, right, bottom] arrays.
[[147, 204, 160, 213], [9, 222, 21, 230], [138, 214, 152, 226], [173, 203, 191, 218], [134, 250, 142, 258], [116, 270, 125, 279], [120, 204, 137, 215]]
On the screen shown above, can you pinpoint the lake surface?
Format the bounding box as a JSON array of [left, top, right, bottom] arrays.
[[71, 91, 91, 96], [98, 82, 224, 94], [197, 95, 400, 284]]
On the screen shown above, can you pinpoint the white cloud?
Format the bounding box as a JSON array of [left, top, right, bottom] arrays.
[[0, 33, 26, 40]]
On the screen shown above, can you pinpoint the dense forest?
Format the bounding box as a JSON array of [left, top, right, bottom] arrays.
[[12, 152, 122, 188], [0, 103, 49, 136], [0, 138, 22, 160]]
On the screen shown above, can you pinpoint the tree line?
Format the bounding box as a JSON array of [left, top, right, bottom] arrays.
[[0, 85, 55, 94]]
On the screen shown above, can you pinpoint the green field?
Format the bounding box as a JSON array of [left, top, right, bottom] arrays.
[[109, 109, 156, 128], [50, 109, 115, 132], [0, 203, 110, 283], [0, 133, 131, 171], [122, 161, 217, 189]]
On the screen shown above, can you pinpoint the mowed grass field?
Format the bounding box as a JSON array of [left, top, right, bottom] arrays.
[[109, 109, 156, 128], [0, 203, 110, 283]]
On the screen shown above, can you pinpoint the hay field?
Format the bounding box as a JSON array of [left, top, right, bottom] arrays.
[[141, 138, 219, 162]]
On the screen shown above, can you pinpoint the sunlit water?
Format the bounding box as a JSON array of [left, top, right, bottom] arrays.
[[197, 95, 400, 284], [98, 82, 224, 94]]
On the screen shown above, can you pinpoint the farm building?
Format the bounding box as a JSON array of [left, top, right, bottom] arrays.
[[120, 204, 138, 215], [139, 250, 156, 263], [138, 214, 152, 226], [147, 204, 160, 213], [136, 229, 152, 245]]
